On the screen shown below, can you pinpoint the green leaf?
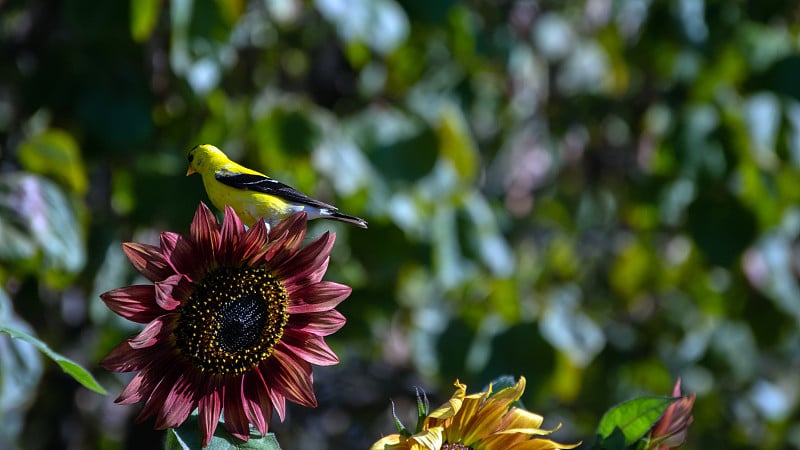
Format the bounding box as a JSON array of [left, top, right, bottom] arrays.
[[594, 396, 677, 447], [0, 174, 87, 287], [130, 0, 161, 42], [17, 129, 88, 195], [0, 324, 106, 395], [0, 287, 43, 449], [166, 412, 281, 450], [437, 105, 479, 183], [0, 286, 43, 408]]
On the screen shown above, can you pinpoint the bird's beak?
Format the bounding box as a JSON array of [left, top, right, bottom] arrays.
[[186, 167, 196, 176]]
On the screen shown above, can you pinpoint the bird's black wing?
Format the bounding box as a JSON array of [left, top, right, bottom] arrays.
[[215, 169, 336, 209]]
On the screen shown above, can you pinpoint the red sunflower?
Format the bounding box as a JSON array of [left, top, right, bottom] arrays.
[[100, 202, 350, 446]]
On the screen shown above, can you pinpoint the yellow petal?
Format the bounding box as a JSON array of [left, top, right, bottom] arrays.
[[370, 434, 403, 450], [409, 427, 445, 450], [506, 439, 582, 450], [445, 392, 490, 442], [428, 381, 466, 420], [500, 408, 546, 430], [488, 376, 527, 405]]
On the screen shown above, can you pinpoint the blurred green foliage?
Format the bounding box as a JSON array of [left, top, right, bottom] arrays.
[[2, 0, 800, 449]]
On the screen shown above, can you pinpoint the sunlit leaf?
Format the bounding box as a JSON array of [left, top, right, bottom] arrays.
[[0, 174, 87, 286], [609, 238, 654, 300], [130, 0, 161, 42], [17, 129, 88, 195], [437, 105, 479, 182], [213, 0, 245, 25]]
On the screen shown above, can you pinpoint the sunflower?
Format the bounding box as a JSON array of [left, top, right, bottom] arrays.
[[100, 203, 350, 446], [371, 377, 579, 450]]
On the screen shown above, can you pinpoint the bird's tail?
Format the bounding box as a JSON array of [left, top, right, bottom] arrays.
[[322, 210, 368, 228]]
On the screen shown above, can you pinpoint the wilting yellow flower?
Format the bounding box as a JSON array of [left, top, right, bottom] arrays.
[[371, 377, 579, 450]]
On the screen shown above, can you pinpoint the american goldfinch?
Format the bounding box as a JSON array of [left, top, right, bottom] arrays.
[[186, 144, 368, 229]]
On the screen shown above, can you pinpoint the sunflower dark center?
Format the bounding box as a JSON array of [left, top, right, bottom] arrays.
[[175, 266, 289, 375], [217, 294, 266, 353], [442, 443, 472, 450]]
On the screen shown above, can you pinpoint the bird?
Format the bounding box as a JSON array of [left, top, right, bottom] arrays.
[[186, 144, 368, 229]]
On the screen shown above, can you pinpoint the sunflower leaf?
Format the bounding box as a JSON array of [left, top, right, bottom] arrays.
[[0, 287, 44, 449], [592, 396, 677, 448], [0, 324, 106, 395], [167, 413, 282, 450]]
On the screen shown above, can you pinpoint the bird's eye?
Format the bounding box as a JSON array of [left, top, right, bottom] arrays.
[[188, 153, 194, 163]]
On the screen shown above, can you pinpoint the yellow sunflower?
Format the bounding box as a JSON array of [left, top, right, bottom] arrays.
[[371, 377, 580, 450]]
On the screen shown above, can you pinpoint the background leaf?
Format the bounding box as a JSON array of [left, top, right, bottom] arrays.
[[17, 129, 88, 195], [130, 0, 161, 42], [0, 174, 86, 288]]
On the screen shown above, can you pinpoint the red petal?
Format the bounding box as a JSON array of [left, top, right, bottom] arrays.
[[223, 377, 251, 441], [159, 231, 178, 253], [115, 358, 170, 404], [266, 346, 317, 407], [100, 339, 171, 372], [268, 213, 307, 244], [100, 341, 139, 372], [161, 232, 202, 280], [266, 385, 287, 421], [286, 310, 346, 336], [218, 206, 245, 265], [122, 242, 172, 281], [128, 317, 167, 349], [138, 367, 181, 426], [198, 379, 223, 447], [190, 202, 221, 266], [288, 282, 351, 314], [241, 370, 273, 435], [100, 285, 162, 323], [278, 232, 335, 286], [116, 371, 156, 405], [154, 370, 203, 429], [266, 215, 308, 265], [240, 220, 270, 264], [155, 274, 193, 310], [280, 332, 340, 366], [283, 257, 330, 287]]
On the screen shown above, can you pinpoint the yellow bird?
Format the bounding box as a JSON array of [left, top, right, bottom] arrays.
[[186, 144, 367, 229]]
